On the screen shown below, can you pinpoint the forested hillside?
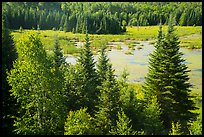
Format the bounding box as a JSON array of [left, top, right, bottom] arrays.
[[2, 2, 202, 135], [2, 2, 202, 34]]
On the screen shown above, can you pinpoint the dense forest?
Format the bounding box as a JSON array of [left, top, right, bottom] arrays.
[[2, 2, 202, 135], [2, 2, 202, 34]]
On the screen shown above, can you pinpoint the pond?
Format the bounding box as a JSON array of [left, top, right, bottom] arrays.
[[65, 41, 202, 92]]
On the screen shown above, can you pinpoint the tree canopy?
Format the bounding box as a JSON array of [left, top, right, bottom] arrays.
[[2, 2, 202, 34]]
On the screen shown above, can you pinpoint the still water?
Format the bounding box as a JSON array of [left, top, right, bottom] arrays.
[[65, 41, 202, 91]]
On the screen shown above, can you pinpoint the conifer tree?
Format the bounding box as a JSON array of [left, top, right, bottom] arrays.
[[64, 63, 89, 111], [117, 69, 143, 132], [142, 96, 165, 135], [143, 15, 198, 134], [109, 109, 136, 135], [53, 35, 64, 68], [94, 63, 121, 134], [7, 33, 67, 135], [96, 45, 109, 85], [2, 13, 18, 135], [77, 26, 98, 115], [63, 16, 68, 32]]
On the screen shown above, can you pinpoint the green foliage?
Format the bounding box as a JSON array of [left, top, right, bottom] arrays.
[[188, 111, 202, 135], [64, 63, 89, 111], [2, 12, 18, 135], [52, 35, 64, 68], [142, 96, 165, 135], [64, 108, 98, 135], [109, 110, 136, 135], [116, 45, 122, 50], [143, 15, 198, 134], [97, 45, 109, 84], [7, 33, 67, 135], [62, 45, 81, 55], [169, 122, 183, 135], [125, 51, 134, 55], [95, 64, 121, 134], [2, 2, 202, 135], [19, 26, 23, 33], [128, 43, 135, 50], [117, 69, 143, 131], [3, 2, 202, 34], [77, 31, 99, 115]]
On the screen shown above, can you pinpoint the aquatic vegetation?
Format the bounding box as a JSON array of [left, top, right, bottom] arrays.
[[125, 51, 134, 55], [137, 46, 143, 50], [116, 45, 122, 50]]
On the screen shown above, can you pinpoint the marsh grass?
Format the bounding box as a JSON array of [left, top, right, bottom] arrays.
[[11, 26, 202, 56], [180, 35, 202, 49], [61, 45, 81, 55], [128, 44, 136, 50], [137, 46, 143, 50], [149, 41, 156, 45], [116, 45, 122, 50], [125, 51, 134, 55]]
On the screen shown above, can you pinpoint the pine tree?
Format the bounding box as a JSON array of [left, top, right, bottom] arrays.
[[64, 63, 89, 111], [142, 96, 165, 135], [7, 33, 67, 135], [77, 26, 98, 115], [94, 63, 121, 134], [143, 15, 198, 134], [109, 109, 136, 135], [2, 13, 18, 135], [96, 45, 109, 85], [63, 16, 68, 32], [117, 69, 143, 132], [53, 35, 64, 68]]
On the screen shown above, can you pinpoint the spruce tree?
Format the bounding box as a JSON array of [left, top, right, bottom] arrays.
[[94, 63, 121, 134], [53, 35, 64, 68], [64, 63, 89, 111], [2, 13, 18, 135], [63, 16, 68, 32], [143, 15, 198, 134], [77, 26, 98, 115], [117, 69, 143, 132], [96, 45, 109, 85], [142, 96, 165, 135], [109, 109, 136, 135]]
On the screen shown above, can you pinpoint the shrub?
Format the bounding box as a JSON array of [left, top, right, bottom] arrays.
[[64, 108, 98, 135]]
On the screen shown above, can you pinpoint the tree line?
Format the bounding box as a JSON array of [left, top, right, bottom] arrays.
[[2, 12, 202, 135], [2, 2, 202, 34]]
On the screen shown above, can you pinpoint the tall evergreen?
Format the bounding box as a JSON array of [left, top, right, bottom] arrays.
[[77, 26, 98, 115], [63, 16, 68, 32], [53, 35, 64, 68], [96, 45, 109, 85], [117, 69, 143, 132], [143, 15, 198, 134], [2, 13, 18, 135], [95, 63, 121, 134]]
